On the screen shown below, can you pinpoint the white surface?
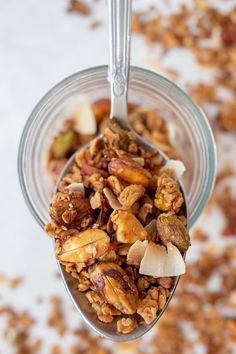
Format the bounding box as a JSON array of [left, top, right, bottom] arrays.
[[0, 0, 234, 353]]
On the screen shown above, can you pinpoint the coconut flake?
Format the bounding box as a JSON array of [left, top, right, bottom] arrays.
[[73, 104, 97, 135], [145, 219, 157, 235], [66, 183, 85, 196], [162, 160, 186, 180], [103, 187, 121, 210], [139, 242, 185, 277], [127, 240, 149, 267], [131, 157, 145, 167]]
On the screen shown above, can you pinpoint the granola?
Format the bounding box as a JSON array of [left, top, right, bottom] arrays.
[[45, 119, 189, 333], [47, 101, 174, 181]]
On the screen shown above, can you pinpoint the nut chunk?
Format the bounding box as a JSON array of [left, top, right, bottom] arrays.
[[90, 263, 138, 314], [155, 173, 184, 211], [118, 184, 145, 210], [117, 317, 137, 334], [58, 229, 110, 263], [49, 189, 93, 229], [157, 213, 190, 253], [108, 157, 151, 187], [111, 210, 147, 244]]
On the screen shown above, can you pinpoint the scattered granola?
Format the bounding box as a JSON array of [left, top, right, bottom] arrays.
[[47, 296, 67, 336], [68, 0, 91, 15], [215, 186, 236, 236], [45, 119, 189, 332]]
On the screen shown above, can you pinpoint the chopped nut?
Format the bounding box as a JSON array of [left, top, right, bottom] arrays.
[[51, 130, 79, 159], [58, 229, 110, 263], [108, 157, 151, 187], [111, 210, 147, 243], [157, 213, 190, 252], [118, 184, 145, 210], [91, 263, 138, 314], [90, 192, 102, 209], [117, 317, 138, 334]]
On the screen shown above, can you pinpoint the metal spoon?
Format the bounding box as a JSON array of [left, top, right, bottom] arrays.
[[54, 0, 189, 342]]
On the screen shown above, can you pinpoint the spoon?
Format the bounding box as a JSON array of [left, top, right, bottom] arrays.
[[54, 0, 189, 342]]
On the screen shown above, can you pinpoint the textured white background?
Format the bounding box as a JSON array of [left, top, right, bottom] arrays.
[[0, 0, 235, 353]]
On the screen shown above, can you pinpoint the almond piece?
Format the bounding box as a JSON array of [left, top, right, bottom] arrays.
[[58, 229, 110, 263], [111, 210, 147, 244]]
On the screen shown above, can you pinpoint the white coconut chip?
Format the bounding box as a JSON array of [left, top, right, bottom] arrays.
[[66, 182, 85, 196], [162, 159, 186, 180], [127, 240, 149, 267], [139, 242, 185, 277], [73, 104, 97, 135], [131, 157, 145, 167], [103, 187, 121, 210]]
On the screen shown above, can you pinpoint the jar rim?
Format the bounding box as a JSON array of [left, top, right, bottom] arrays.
[[18, 65, 217, 229]]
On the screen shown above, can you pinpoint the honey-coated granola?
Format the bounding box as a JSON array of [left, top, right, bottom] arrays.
[[45, 116, 190, 333]]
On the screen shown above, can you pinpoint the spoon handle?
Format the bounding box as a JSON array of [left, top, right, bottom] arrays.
[[108, 0, 132, 123]]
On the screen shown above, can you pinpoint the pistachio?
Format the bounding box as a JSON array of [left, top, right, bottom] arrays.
[[157, 213, 190, 252], [90, 262, 138, 314], [58, 229, 110, 263], [52, 130, 79, 159], [108, 157, 151, 187], [111, 210, 147, 243]]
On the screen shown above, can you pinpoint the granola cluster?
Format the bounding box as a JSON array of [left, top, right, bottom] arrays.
[[47, 100, 174, 181], [45, 119, 189, 333]]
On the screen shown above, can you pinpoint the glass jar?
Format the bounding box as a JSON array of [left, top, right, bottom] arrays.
[[18, 66, 216, 229]]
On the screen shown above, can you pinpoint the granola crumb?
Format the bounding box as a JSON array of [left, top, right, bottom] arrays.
[[47, 297, 67, 336], [117, 317, 138, 334], [68, 0, 91, 15]]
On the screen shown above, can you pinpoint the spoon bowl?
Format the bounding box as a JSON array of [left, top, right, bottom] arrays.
[[53, 133, 189, 341]]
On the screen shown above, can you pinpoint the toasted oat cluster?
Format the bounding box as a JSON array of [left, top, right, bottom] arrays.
[[47, 99, 176, 182], [45, 118, 190, 334]]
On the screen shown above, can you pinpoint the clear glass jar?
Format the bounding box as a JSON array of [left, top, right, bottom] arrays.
[[18, 66, 216, 229]]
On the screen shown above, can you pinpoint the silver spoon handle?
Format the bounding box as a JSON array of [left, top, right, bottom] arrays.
[[108, 0, 132, 122]]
